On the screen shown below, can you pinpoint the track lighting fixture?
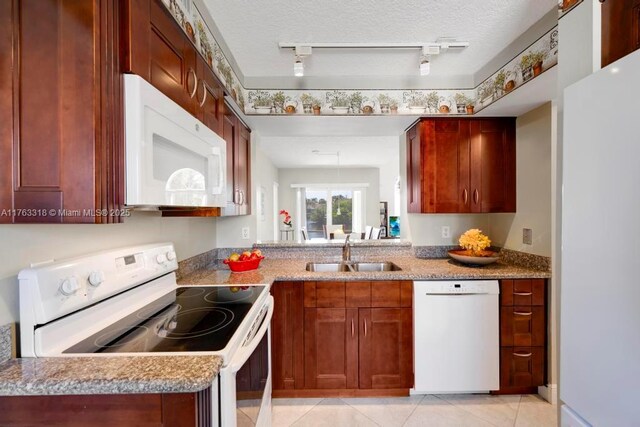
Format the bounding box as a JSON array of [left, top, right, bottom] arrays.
[[294, 56, 304, 77], [420, 56, 430, 76]]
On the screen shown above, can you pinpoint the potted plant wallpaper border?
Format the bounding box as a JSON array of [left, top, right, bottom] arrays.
[[163, 0, 559, 118]]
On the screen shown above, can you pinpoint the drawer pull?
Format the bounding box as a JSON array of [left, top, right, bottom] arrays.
[[514, 311, 533, 316], [187, 68, 198, 98], [513, 352, 533, 358], [514, 292, 533, 296]]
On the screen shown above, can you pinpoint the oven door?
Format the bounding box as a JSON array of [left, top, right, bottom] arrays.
[[124, 74, 226, 208], [220, 296, 273, 427]]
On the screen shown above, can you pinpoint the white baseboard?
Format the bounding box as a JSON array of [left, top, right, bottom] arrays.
[[538, 384, 558, 404]]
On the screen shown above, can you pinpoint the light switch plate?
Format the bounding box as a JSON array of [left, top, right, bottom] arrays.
[[523, 228, 532, 245], [441, 226, 451, 239], [241, 227, 250, 239]]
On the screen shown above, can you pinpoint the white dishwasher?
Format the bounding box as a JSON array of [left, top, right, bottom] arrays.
[[413, 280, 500, 394]]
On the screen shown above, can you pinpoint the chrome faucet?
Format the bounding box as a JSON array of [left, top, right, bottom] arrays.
[[342, 234, 351, 262]]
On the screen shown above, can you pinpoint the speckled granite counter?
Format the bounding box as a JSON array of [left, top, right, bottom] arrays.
[[0, 355, 222, 396], [178, 256, 550, 286]]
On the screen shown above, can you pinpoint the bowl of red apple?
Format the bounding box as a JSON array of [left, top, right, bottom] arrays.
[[223, 249, 264, 272]]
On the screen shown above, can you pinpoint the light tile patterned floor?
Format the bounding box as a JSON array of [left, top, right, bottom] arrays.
[[272, 394, 557, 427]]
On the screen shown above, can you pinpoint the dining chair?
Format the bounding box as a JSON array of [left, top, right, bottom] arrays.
[[371, 227, 382, 239], [364, 225, 373, 240], [323, 224, 344, 239], [301, 229, 308, 240]]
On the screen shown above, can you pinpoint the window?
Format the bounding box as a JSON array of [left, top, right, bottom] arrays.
[[303, 187, 365, 239]]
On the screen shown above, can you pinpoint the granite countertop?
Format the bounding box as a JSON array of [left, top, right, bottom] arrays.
[[0, 355, 222, 396], [178, 256, 550, 286]]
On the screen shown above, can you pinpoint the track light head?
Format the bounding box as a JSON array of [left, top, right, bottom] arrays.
[[420, 57, 430, 76], [294, 56, 304, 77]]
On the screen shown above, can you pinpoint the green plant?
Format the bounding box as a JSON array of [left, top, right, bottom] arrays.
[[377, 93, 397, 107], [249, 90, 273, 107], [300, 93, 321, 107], [520, 49, 547, 70], [478, 80, 495, 100], [349, 92, 365, 112], [493, 69, 510, 90], [326, 90, 350, 108], [454, 93, 472, 106], [426, 91, 440, 111], [272, 91, 289, 112], [404, 91, 426, 107]]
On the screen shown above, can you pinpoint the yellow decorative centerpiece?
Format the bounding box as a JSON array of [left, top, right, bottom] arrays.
[[458, 228, 492, 256], [448, 228, 499, 266]]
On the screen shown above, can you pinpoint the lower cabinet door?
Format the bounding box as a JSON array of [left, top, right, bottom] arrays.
[[500, 347, 545, 388], [359, 308, 413, 389], [271, 282, 304, 390], [304, 308, 358, 389]]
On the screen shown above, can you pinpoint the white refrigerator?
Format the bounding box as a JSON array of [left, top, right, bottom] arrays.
[[561, 50, 640, 426]]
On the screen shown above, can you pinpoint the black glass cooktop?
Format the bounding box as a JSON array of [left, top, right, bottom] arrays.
[[64, 286, 265, 354]]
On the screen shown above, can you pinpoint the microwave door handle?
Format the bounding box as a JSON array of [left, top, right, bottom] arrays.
[[207, 147, 224, 195], [228, 296, 274, 374]]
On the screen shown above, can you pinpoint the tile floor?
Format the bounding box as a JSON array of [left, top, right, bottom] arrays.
[[269, 394, 557, 427]]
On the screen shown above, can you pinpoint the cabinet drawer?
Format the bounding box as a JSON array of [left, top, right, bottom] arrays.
[[371, 281, 412, 308], [501, 279, 545, 306], [500, 306, 545, 347], [500, 347, 544, 388], [304, 281, 346, 308]]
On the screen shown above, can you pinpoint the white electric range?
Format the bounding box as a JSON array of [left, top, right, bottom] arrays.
[[18, 242, 273, 427]]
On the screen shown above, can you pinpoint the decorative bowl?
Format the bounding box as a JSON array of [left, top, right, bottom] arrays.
[[223, 256, 265, 272], [448, 249, 499, 266], [254, 106, 272, 114], [331, 106, 350, 114]]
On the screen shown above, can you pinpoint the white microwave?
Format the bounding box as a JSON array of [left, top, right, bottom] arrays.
[[124, 74, 226, 208]]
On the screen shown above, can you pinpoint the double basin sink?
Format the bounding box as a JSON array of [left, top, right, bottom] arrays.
[[305, 261, 402, 272]]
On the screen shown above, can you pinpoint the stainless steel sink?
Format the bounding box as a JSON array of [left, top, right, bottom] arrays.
[[305, 261, 401, 272], [305, 262, 352, 272], [352, 262, 402, 272]]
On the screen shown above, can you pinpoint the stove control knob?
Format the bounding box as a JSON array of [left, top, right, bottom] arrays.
[[156, 253, 168, 264], [60, 277, 80, 296], [157, 328, 168, 338], [166, 251, 177, 261], [88, 271, 105, 287]]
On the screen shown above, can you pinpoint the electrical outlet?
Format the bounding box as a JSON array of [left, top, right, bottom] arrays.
[[241, 227, 250, 239], [441, 226, 451, 239], [523, 228, 532, 245]]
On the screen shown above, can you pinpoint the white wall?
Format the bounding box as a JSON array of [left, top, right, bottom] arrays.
[[0, 211, 217, 325], [215, 131, 279, 247], [278, 167, 380, 234], [489, 102, 553, 257], [378, 151, 400, 219]]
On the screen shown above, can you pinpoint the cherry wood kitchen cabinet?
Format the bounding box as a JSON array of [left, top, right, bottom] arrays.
[[271, 281, 305, 390], [123, 0, 198, 114], [222, 106, 251, 216], [405, 118, 516, 214], [497, 279, 547, 394], [601, 0, 640, 68], [0, 388, 213, 426], [272, 280, 413, 397], [0, 0, 124, 224]]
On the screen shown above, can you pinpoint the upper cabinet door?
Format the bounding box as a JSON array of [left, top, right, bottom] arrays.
[[406, 123, 422, 213], [124, 0, 197, 114], [469, 119, 516, 213], [601, 0, 640, 68], [3, 0, 123, 224], [235, 121, 251, 216], [196, 56, 224, 136], [423, 119, 471, 213]]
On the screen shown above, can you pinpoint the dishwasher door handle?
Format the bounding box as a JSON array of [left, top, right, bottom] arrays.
[[424, 293, 491, 296]]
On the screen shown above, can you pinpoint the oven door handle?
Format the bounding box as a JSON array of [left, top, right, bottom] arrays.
[[229, 295, 274, 374]]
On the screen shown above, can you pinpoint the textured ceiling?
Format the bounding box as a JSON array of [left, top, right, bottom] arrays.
[[259, 136, 400, 168], [202, 0, 556, 84]]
